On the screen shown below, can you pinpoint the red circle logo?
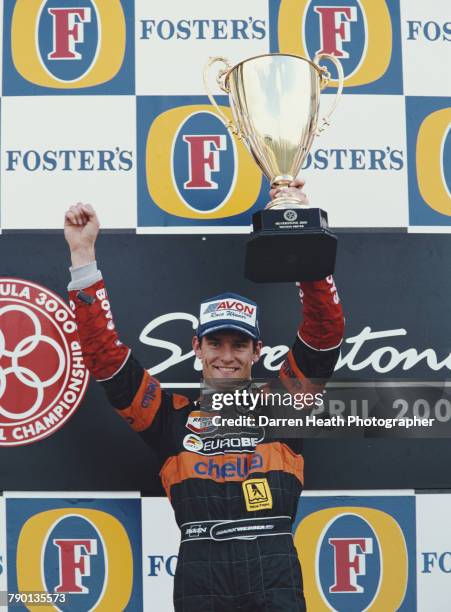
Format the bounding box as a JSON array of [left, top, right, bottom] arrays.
[[0, 278, 89, 446]]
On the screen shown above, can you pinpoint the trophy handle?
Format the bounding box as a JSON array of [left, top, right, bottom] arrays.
[[203, 57, 240, 137], [313, 53, 344, 135]]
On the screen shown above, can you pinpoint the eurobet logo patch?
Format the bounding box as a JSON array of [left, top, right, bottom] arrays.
[[269, 0, 402, 94], [137, 96, 265, 229], [3, 0, 134, 95], [0, 278, 89, 446], [293, 495, 416, 611], [7, 497, 142, 610], [406, 97, 451, 226]]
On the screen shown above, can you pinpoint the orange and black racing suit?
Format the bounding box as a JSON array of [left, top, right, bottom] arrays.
[[68, 265, 344, 612]]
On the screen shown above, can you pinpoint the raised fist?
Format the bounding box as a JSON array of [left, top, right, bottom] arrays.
[[64, 203, 100, 267]]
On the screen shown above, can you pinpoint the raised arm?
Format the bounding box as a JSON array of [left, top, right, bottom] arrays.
[[64, 204, 184, 445], [268, 182, 345, 388], [291, 275, 344, 370], [64, 203, 130, 381]]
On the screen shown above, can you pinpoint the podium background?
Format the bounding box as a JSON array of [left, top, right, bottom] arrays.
[[0, 1, 450, 610]]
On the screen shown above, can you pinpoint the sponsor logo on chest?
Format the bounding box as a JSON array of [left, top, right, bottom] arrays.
[[185, 410, 217, 434], [183, 429, 265, 455]]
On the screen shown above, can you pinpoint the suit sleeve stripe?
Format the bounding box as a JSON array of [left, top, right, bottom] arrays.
[[297, 331, 343, 352]]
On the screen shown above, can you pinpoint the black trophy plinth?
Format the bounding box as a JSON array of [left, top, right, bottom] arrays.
[[245, 207, 337, 283]]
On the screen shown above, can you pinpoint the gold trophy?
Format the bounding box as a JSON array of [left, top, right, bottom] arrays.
[[204, 53, 344, 282]]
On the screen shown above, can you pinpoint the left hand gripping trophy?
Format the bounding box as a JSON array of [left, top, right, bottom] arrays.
[[204, 53, 344, 282]]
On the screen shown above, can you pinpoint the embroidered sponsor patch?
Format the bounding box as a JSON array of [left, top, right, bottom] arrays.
[[243, 478, 273, 511], [200, 298, 257, 327], [183, 433, 204, 452], [185, 429, 264, 456], [186, 411, 217, 434]]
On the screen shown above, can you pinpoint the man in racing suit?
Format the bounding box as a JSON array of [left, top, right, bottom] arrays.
[[64, 184, 344, 612]]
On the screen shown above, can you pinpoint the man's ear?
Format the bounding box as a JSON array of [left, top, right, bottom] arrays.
[[192, 335, 202, 360], [252, 340, 263, 364]]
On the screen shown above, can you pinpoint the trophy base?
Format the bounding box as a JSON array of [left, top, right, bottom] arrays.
[[245, 208, 337, 283]]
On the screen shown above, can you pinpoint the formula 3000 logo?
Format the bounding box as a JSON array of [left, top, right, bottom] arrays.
[[0, 278, 89, 445], [3, 0, 134, 94], [270, 0, 402, 93]]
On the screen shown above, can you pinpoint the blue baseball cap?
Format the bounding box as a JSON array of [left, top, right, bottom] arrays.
[[197, 292, 261, 340]]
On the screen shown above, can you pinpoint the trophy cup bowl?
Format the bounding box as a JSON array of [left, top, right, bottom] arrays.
[[204, 53, 344, 282]]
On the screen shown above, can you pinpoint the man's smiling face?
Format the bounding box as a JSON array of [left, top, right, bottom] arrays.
[[193, 330, 262, 384]]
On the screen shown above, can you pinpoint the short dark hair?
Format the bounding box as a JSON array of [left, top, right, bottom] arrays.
[[197, 330, 259, 350]]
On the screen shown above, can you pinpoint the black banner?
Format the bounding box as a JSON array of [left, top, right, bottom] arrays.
[[1, 232, 450, 491]]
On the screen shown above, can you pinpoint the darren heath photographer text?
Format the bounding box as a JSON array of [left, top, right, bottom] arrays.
[[210, 391, 434, 429], [212, 414, 434, 429]]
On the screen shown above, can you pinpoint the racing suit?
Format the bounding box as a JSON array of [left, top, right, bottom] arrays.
[[68, 266, 344, 612]]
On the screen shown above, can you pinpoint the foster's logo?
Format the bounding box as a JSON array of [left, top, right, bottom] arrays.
[[43, 515, 105, 601], [407, 97, 451, 225], [172, 111, 236, 213], [11, 503, 141, 610], [416, 108, 451, 217], [272, 0, 402, 93], [5, 0, 132, 93], [36, 1, 99, 82], [318, 514, 380, 606], [295, 503, 414, 611], [304, 0, 366, 81], [138, 98, 264, 228]]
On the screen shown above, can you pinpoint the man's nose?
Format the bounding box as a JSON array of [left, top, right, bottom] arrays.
[[219, 345, 234, 362]]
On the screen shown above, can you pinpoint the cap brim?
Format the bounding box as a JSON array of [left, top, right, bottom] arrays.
[[197, 323, 258, 340]]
